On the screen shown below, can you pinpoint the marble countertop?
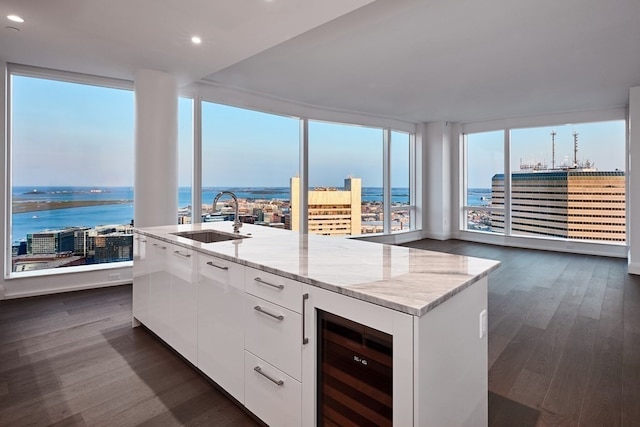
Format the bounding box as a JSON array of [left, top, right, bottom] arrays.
[[135, 222, 500, 316]]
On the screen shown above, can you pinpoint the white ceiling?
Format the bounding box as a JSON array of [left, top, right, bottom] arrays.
[[1, 0, 639, 124]]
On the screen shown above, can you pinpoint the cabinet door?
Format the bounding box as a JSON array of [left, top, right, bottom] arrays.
[[169, 245, 198, 365], [197, 254, 245, 403], [245, 294, 302, 381], [245, 351, 301, 427], [132, 233, 150, 325], [245, 269, 302, 313], [147, 238, 171, 343], [301, 285, 414, 427]]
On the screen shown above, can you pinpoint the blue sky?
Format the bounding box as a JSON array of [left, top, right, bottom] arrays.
[[466, 120, 626, 188], [12, 75, 410, 189], [11, 75, 623, 190]]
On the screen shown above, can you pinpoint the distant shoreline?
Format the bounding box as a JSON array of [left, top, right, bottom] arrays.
[[13, 200, 133, 214]]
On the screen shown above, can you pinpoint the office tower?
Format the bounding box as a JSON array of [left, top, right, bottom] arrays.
[[491, 170, 626, 241], [290, 176, 362, 236]]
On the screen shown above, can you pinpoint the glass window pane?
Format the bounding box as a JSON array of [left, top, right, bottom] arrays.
[[391, 131, 411, 233], [10, 75, 134, 273], [178, 97, 193, 224], [201, 102, 299, 229], [510, 121, 626, 242], [308, 121, 383, 236], [465, 130, 504, 233]]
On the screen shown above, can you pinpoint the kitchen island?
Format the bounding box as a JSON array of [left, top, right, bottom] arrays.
[[133, 222, 500, 426]]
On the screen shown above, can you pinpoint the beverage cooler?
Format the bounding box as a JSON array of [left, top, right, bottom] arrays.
[[317, 310, 393, 426]]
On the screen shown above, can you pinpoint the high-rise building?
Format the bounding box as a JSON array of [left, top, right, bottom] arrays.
[[491, 170, 626, 242], [290, 176, 362, 236], [27, 228, 77, 254]]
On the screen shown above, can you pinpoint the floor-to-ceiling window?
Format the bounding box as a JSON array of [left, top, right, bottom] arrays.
[[201, 102, 299, 228], [462, 118, 626, 245], [308, 121, 383, 236], [8, 68, 134, 275], [509, 121, 626, 242], [178, 97, 194, 224], [391, 130, 413, 233], [463, 130, 504, 234]]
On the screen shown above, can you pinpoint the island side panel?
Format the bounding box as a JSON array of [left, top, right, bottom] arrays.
[[414, 277, 488, 427]]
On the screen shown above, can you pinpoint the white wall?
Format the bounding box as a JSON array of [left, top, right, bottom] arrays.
[[134, 69, 178, 228], [418, 121, 453, 240], [629, 86, 640, 274]]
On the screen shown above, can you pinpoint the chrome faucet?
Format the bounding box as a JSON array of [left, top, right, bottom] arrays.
[[212, 191, 242, 233]]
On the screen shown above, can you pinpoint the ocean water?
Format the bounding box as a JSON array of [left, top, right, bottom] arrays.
[[467, 188, 492, 207], [11, 186, 414, 243]]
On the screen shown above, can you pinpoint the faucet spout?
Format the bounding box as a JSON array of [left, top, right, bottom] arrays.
[[212, 191, 242, 233]]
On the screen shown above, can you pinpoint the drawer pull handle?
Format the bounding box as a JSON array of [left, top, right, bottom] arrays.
[[302, 293, 309, 345], [207, 261, 229, 270], [254, 366, 284, 386], [254, 277, 284, 290], [152, 243, 166, 250], [173, 250, 191, 258], [254, 305, 284, 321]]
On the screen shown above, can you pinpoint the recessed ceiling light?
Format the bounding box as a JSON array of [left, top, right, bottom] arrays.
[[7, 15, 24, 23], [191, 36, 202, 45]]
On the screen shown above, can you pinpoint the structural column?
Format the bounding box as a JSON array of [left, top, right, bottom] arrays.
[[134, 69, 178, 228], [418, 121, 453, 240], [629, 86, 640, 275]]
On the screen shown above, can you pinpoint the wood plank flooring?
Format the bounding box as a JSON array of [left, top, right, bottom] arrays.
[[1, 239, 639, 426], [0, 286, 259, 427], [403, 239, 640, 427]]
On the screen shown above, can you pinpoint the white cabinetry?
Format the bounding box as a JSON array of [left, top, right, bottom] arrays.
[[132, 228, 489, 427], [245, 294, 302, 381], [146, 237, 172, 341], [197, 254, 245, 402], [244, 268, 303, 426], [169, 245, 198, 365], [132, 233, 150, 325], [134, 235, 198, 365], [244, 350, 302, 427]]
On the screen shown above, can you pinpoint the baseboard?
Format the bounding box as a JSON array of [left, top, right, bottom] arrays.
[[421, 231, 451, 241], [629, 261, 640, 275], [2, 280, 131, 300]]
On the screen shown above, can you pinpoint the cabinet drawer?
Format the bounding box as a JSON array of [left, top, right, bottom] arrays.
[[245, 294, 302, 381], [245, 268, 302, 313], [198, 254, 243, 288], [169, 245, 196, 283], [245, 351, 301, 427]]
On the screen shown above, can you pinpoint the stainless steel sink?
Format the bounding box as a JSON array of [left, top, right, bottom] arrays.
[[171, 230, 249, 243]]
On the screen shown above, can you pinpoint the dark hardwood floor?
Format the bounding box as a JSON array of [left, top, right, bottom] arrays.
[[403, 239, 640, 427], [0, 286, 259, 426], [0, 240, 638, 426]]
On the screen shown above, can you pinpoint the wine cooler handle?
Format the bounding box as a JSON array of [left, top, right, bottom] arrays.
[[302, 293, 309, 345]]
